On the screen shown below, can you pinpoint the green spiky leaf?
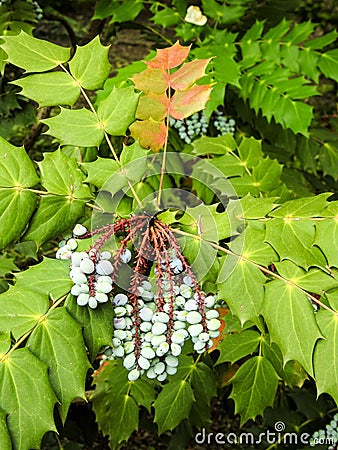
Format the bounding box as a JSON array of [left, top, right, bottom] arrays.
[[12, 72, 81, 107], [0, 31, 70, 72], [42, 108, 104, 147], [229, 356, 279, 425], [28, 307, 90, 422], [0, 348, 57, 450], [69, 36, 111, 90]]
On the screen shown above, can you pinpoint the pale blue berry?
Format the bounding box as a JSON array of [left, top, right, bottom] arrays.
[[157, 372, 167, 382], [95, 292, 108, 303], [137, 355, 150, 370], [128, 368, 140, 381], [96, 281, 113, 294], [113, 293, 128, 306], [152, 322, 167, 335], [171, 343, 182, 356], [165, 355, 178, 367], [120, 249, 131, 264], [115, 306, 127, 316], [206, 310, 219, 319], [207, 318, 221, 331], [139, 307, 153, 321], [154, 362, 165, 374], [188, 323, 203, 337], [77, 293, 89, 306], [151, 334, 166, 347], [100, 251, 112, 260], [88, 296, 98, 309], [123, 353, 136, 370], [141, 347, 156, 360], [186, 311, 202, 324], [80, 258, 95, 274], [96, 260, 113, 275], [73, 224, 87, 236]]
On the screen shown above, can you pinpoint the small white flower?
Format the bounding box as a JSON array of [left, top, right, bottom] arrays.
[[184, 6, 207, 26]]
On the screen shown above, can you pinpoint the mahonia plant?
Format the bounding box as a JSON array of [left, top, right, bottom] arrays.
[[0, 21, 338, 450]]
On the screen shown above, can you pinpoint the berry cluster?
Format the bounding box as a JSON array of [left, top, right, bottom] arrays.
[[170, 113, 208, 144], [103, 268, 220, 382], [57, 223, 132, 309], [310, 413, 338, 449], [213, 110, 236, 136], [0, 0, 43, 20], [57, 216, 221, 382], [170, 110, 236, 144]]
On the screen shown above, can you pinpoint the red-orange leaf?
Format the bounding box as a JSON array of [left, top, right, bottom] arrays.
[[218, 364, 239, 388], [136, 93, 169, 121], [129, 119, 167, 152], [169, 84, 213, 119], [170, 58, 212, 90], [131, 67, 168, 95], [147, 41, 191, 70], [209, 307, 228, 352]]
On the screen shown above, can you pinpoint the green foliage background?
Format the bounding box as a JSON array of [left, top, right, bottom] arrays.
[[0, 0, 337, 449]]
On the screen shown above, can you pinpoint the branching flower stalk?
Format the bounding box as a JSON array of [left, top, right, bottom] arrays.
[[59, 215, 221, 381]]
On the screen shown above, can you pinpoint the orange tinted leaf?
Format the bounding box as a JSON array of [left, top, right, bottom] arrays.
[[131, 67, 168, 95], [170, 84, 213, 119], [209, 307, 228, 352], [136, 93, 169, 121], [218, 364, 239, 387], [170, 58, 212, 90], [147, 41, 191, 70], [129, 119, 167, 152]]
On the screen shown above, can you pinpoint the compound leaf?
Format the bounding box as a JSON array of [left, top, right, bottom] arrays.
[[0, 408, 11, 450], [66, 296, 113, 360], [218, 257, 266, 326], [15, 258, 71, 301], [315, 219, 338, 268], [147, 41, 190, 70], [191, 362, 217, 406], [130, 118, 166, 152], [132, 67, 167, 95], [170, 58, 211, 90], [318, 49, 338, 82], [82, 157, 120, 189], [170, 84, 213, 120], [129, 379, 156, 413], [270, 193, 330, 218], [265, 218, 326, 269]]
